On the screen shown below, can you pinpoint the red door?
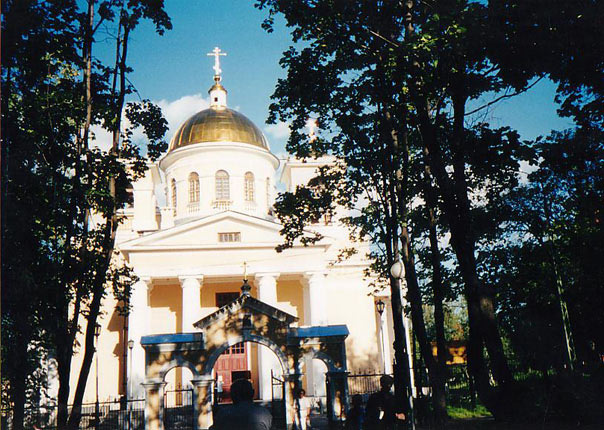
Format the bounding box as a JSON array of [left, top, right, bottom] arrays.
[[214, 293, 250, 402]]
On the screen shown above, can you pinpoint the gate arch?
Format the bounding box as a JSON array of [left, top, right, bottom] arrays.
[[141, 293, 350, 429], [159, 356, 201, 381], [203, 332, 288, 377]]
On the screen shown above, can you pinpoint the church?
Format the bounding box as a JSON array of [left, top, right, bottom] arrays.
[[68, 48, 395, 411]]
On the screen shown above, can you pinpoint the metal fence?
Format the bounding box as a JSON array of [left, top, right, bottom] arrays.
[[346, 366, 477, 408], [163, 388, 194, 430], [1, 399, 146, 430], [347, 373, 394, 398]]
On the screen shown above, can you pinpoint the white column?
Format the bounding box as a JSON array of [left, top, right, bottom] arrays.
[[128, 277, 152, 399], [179, 275, 203, 332], [304, 271, 328, 325], [179, 276, 203, 389], [382, 298, 394, 374], [255, 272, 280, 400], [303, 271, 328, 397]]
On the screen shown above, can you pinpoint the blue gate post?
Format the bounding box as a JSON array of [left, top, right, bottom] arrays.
[[326, 371, 349, 425]]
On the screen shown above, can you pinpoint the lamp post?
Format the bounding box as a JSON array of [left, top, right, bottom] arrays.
[[376, 300, 387, 373], [390, 257, 416, 430], [94, 323, 101, 430], [127, 340, 134, 400], [127, 339, 134, 430]]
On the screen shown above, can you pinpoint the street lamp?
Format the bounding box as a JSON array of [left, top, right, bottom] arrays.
[[94, 323, 101, 430], [127, 340, 134, 400], [390, 257, 405, 280], [376, 300, 387, 373], [376, 299, 386, 316], [390, 257, 416, 430], [127, 339, 134, 430]]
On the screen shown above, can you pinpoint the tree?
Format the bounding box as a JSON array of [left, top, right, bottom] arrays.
[[258, 0, 547, 419], [1, 1, 171, 429], [258, 0, 452, 423]]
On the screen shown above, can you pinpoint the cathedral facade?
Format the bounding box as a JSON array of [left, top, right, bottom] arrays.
[[68, 55, 395, 405]]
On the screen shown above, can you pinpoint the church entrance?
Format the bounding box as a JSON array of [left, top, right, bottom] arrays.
[[213, 342, 249, 402], [214, 293, 251, 402]]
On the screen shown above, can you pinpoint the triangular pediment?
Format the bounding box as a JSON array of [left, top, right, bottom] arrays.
[[193, 293, 298, 330], [119, 211, 306, 251]]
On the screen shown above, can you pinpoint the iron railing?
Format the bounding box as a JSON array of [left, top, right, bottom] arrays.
[[1, 399, 146, 430]]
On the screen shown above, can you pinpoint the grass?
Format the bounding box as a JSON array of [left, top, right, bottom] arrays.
[[446, 405, 491, 419]]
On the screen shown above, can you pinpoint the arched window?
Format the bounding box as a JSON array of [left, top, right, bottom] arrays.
[[171, 178, 177, 215], [188, 172, 200, 203], [215, 170, 230, 200], [244, 172, 255, 202]]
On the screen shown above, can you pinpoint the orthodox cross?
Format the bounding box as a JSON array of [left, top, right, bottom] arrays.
[[207, 46, 227, 79]]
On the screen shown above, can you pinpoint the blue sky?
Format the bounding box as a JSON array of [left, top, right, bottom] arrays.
[[97, 1, 574, 155]]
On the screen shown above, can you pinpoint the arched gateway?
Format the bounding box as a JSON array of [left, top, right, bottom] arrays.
[[141, 284, 350, 430]]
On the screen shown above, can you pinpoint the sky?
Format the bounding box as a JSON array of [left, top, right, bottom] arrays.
[[94, 1, 574, 156]]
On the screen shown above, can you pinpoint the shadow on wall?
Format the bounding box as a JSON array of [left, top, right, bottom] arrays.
[[107, 304, 127, 395], [345, 337, 380, 373]]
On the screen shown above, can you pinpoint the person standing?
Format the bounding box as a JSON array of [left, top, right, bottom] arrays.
[[294, 388, 312, 430], [365, 375, 406, 430], [210, 379, 272, 430], [216, 375, 224, 403], [344, 394, 365, 430]]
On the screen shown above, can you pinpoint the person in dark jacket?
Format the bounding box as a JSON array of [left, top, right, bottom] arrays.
[[345, 394, 365, 430], [365, 375, 405, 430], [210, 379, 272, 430]]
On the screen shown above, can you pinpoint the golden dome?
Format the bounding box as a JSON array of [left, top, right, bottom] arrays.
[[169, 107, 269, 151]]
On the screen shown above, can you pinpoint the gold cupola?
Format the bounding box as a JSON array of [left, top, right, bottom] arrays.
[[167, 47, 269, 152]]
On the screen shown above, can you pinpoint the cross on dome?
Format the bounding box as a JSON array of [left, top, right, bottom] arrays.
[[207, 46, 227, 82], [206, 47, 228, 108]]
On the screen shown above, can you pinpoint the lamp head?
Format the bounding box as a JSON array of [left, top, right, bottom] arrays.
[[390, 258, 405, 280], [376, 299, 386, 315], [94, 323, 101, 338], [128, 340, 134, 350]]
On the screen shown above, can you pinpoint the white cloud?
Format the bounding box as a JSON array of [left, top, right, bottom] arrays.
[[156, 93, 210, 142], [264, 121, 291, 139], [89, 93, 210, 152], [90, 125, 114, 151]]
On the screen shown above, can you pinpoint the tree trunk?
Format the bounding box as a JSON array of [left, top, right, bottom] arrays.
[[414, 98, 498, 413], [427, 216, 448, 423], [9, 325, 28, 430], [401, 0, 513, 405], [449, 85, 514, 402], [380, 166, 413, 412], [423, 162, 449, 424], [56, 342, 73, 430], [399, 224, 448, 427]]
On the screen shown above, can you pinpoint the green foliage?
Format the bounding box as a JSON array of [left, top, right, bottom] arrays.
[[1, 0, 171, 422], [488, 125, 604, 370]]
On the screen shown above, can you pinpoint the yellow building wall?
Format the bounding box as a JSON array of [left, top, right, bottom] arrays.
[[325, 272, 381, 373], [69, 291, 126, 403], [72, 273, 381, 402], [275, 279, 305, 323], [149, 283, 182, 389]]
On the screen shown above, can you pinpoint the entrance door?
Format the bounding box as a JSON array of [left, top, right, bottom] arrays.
[[214, 292, 249, 401]]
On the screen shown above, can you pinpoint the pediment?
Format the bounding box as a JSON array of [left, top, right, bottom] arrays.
[[193, 293, 298, 330], [120, 211, 291, 251]]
